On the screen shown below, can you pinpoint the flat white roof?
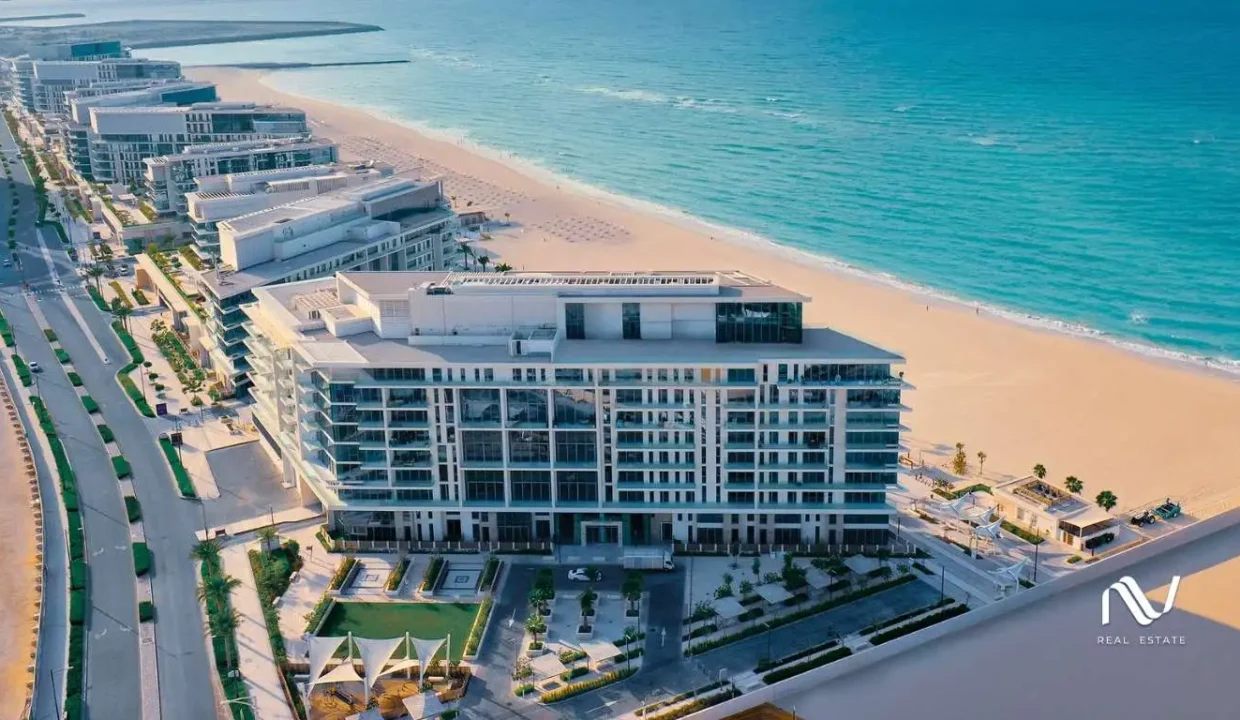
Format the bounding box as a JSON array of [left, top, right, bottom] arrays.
[[756, 583, 793, 605]]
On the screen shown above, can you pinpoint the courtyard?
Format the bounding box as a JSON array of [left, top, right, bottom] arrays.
[[317, 601, 481, 662]]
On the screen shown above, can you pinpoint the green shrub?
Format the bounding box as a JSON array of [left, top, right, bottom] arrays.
[[1000, 519, 1045, 545], [859, 598, 954, 635], [87, 285, 109, 312], [54, 348, 71, 363], [70, 560, 87, 590], [159, 437, 195, 496], [329, 556, 358, 591], [480, 555, 500, 591], [108, 281, 133, 309], [540, 667, 636, 703], [12, 354, 31, 386], [643, 687, 742, 719], [43, 328, 57, 342], [69, 589, 86, 625], [98, 425, 114, 443], [132, 288, 149, 305], [0, 310, 12, 346], [761, 647, 852, 683], [111, 321, 143, 363], [422, 555, 444, 592], [139, 601, 155, 622], [81, 396, 99, 413], [67, 371, 83, 387], [303, 594, 333, 634], [111, 455, 132, 479], [514, 683, 536, 696], [132, 542, 151, 576], [1067, 555, 1083, 564], [124, 495, 142, 523], [463, 595, 493, 656], [119, 365, 154, 417], [385, 557, 410, 592], [869, 604, 970, 645], [559, 666, 589, 681]]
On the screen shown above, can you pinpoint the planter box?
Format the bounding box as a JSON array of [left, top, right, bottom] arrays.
[[526, 644, 546, 658], [576, 625, 594, 640]]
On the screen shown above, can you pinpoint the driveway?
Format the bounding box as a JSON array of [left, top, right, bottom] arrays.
[[204, 440, 300, 526]]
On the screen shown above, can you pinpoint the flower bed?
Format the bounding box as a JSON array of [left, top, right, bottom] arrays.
[[329, 555, 358, 591], [108, 281, 133, 309], [124, 496, 142, 523], [422, 555, 444, 593], [81, 396, 99, 414], [132, 288, 149, 305], [539, 667, 636, 704], [385, 557, 410, 591]]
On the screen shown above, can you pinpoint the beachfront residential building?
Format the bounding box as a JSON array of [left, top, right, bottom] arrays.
[[2, 39, 129, 110], [186, 160, 392, 254], [992, 476, 1117, 551], [17, 58, 182, 115], [198, 176, 457, 396], [80, 102, 308, 184], [144, 136, 338, 218], [240, 269, 907, 546]]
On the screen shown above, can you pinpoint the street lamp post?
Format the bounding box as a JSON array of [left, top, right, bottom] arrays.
[[49, 665, 72, 720]]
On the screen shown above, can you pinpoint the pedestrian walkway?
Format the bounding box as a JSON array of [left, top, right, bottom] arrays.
[[221, 543, 296, 720]]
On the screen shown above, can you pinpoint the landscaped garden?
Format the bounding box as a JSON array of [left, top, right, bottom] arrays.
[[316, 601, 481, 662]]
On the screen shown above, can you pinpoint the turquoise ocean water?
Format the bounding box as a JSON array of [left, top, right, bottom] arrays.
[[12, 0, 1240, 370]]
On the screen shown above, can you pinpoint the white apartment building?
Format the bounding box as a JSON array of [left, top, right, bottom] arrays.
[[242, 270, 907, 547], [198, 176, 457, 396], [187, 160, 393, 253], [23, 58, 182, 115], [3, 39, 129, 111], [144, 136, 339, 218], [82, 102, 308, 184]]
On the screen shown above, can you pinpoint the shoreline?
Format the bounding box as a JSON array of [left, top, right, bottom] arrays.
[[255, 72, 1236, 383], [190, 67, 1240, 514]]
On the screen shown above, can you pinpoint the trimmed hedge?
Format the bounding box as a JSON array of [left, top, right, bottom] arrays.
[[645, 688, 742, 720], [70, 560, 87, 590], [132, 542, 151, 576], [0, 309, 13, 346], [112, 455, 132, 479], [761, 646, 853, 683], [132, 288, 149, 305], [67, 371, 83, 387], [540, 667, 636, 703], [124, 495, 142, 523], [119, 364, 154, 417], [43, 328, 57, 342], [54, 349, 70, 364], [81, 396, 99, 413], [159, 437, 195, 496], [329, 556, 358, 591], [755, 639, 839, 673], [12, 353, 31, 386], [111, 321, 143, 364], [98, 424, 114, 443], [139, 600, 155, 622], [463, 595, 493, 656], [87, 285, 109, 312], [480, 555, 500, 591], [70, 589, 86, 625], [108, 281, 133, 309], [422, 555, 444, 592], [869, 604, 970, 645], [385, 557, 409, 592]]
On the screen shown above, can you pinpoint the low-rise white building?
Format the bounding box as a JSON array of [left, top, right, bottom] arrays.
[[992, 476, 1117, 550], [186, 160, 392, 254], [24, 58, 182, 115], [197, 176, 457, 395]]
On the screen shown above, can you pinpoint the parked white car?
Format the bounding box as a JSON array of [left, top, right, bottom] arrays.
[[568, 567, 600, 582]]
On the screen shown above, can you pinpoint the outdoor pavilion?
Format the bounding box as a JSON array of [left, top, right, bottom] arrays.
[[579, 638, 624, 671], [755, 583, 792, 607], [805, 568, 832, 595], [308, 633, 449, 704], [712, 596, 746, 627], [529, 652, 568, 680]]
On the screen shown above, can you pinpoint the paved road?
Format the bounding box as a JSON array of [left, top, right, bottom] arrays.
[[778, 519, 1240, 719], [461, 564, 691, 719], [2, 119, 215, 719]]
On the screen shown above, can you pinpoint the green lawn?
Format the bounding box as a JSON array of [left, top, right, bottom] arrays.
[[317, 601, 480, 661]]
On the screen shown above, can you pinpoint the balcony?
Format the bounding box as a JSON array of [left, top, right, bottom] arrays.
[[614, 460, 696, 471], [757, 462, 830, 471], [845, 401, 910, 412], [616, 441, 696, 450], [616, 481, 699, 490], [615, 420, 696, 431], [615, 400, 693, 410], [844, 442, 906, 452]]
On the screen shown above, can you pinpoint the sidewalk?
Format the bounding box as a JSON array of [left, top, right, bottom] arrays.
[[221, 542, 296, 720]]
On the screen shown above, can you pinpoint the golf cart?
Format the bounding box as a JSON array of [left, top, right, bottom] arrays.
[[1153, 498, 1182, 520], [1130, 510, 1156, 527]]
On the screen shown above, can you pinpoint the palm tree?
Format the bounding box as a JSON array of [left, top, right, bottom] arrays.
[[111, 300, 132, 332], [524, 614, 546, 647], [212, 607, 241, 670], [1095, 490, 1118, 511], [257, 525, 278, 552], [504, 211, 511, 225], [477, 255, 490, 272], [1065, 476, 1083, 494], [621, 626, 639, 669], [493, 262, 513, 272], [1032, 463, 1047, 481], [458, 243, 474, 271], [197, 572, 242, 608], [976, 451, 988, 475], [190, 539, 221, 567], [85, 264, 105, 292]]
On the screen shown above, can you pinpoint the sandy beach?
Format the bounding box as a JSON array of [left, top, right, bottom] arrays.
[[0, 392, 38, 717], [191, 67, 1240, 518]]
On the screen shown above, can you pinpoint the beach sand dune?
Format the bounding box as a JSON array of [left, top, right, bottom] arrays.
[[192, 68, 1240, 518]]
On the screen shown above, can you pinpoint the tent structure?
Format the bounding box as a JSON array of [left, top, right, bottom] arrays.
[[804, 568, 832, 591], [989, 557, 1030, 588], [307, 632, 451, 701], [755, 583, 792, 606]]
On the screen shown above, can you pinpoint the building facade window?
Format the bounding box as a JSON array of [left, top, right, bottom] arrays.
[[622, 303, 641, 340], [715, 302, 803, 344], [556, 471, 598, 503], [511, 471, 552, 502], [459, 389, 501, 424], [464, 470, 505, 502], [565, 303, 585, 340], [553, 389, 597, 427], [508, 431, 551, 464], [555, 431, 598, 465], [461, 430, 503, 463], [506, 389, 548, 427]]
